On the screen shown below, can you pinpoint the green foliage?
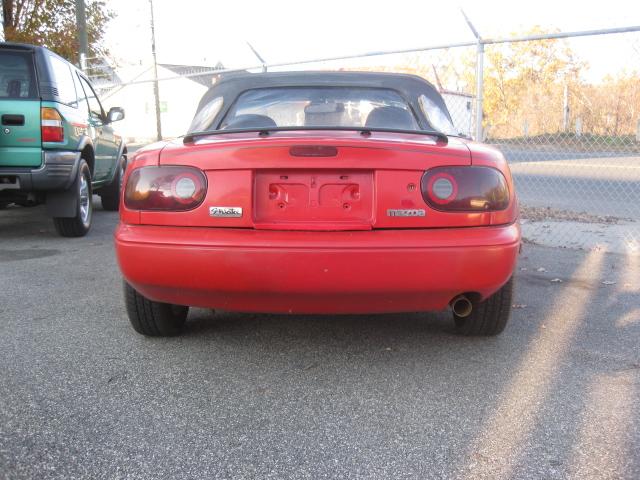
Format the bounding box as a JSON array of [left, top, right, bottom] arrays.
[[2, 0, 113, 64]]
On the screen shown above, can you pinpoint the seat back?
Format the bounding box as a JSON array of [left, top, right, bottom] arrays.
[[365, 106, 417, 130], [223, 114, 277, 130], [7, 79, 22, 98]]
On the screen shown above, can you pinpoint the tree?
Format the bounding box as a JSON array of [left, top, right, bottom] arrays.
[[477, 27, 585, 138], [574, 71, 640, 137], [2, 0, 113, 64]]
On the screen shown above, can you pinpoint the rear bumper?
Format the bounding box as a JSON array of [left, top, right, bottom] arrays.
[[115, 223, 521, 314], [0, 150, 80, 192]]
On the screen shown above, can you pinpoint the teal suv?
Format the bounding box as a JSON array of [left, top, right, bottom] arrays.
[[0, 42, 126, 237]]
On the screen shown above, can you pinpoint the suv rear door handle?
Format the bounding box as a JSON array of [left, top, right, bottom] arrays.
[[2, 114, 25, 126]]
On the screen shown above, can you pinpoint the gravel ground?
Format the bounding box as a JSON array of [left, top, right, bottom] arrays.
[[1, 202, 639, 479], [519, 205, 632, 224]]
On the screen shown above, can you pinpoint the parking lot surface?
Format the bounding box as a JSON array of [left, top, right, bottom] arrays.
[[1, 203, 639, 479]]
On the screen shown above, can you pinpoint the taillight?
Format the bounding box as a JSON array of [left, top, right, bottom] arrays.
[[124, 166, 207, 211], [41, 107, 64, 143], [421, 166, 509, 211], [289, 145, 338, 157]]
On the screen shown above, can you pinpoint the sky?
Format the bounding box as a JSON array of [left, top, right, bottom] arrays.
[[103, 0, 640, 83]]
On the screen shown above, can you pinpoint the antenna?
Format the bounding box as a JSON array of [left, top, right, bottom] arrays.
[[460, 8, 481, 40], [247, 42, 268, 72], [431, 65, 444, 91]]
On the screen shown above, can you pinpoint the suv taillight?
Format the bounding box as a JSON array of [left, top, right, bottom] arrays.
[[421, 166, 509, 211], [41, 107, 64, 142], [124, 166, 207, 211]]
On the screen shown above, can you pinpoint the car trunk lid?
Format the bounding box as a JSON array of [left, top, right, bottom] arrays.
[[150, 131, 479, 230]]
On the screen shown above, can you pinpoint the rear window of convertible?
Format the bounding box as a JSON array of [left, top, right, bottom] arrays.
[[219, 87, 420, 131]]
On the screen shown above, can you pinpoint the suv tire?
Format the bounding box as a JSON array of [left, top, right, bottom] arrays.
[[124, 282, 189, 336], [454, 277, 514, 336], [99, 155, 125, 211], [53, 159, 93, 237]]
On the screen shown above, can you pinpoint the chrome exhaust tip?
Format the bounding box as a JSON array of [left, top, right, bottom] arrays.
[[451, 295, 473, 318]]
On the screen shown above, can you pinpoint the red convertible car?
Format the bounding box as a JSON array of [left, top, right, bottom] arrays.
[[115, 71, 520, 337]]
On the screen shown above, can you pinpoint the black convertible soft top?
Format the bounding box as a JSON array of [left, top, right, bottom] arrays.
[[189, 70, 454, 134]]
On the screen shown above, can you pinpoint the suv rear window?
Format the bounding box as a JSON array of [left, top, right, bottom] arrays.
[[0, 50, 37, 99], [220, 87, 419, 131]]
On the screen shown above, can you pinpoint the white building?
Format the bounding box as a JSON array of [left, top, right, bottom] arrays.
[[441, 90, 474, 138]]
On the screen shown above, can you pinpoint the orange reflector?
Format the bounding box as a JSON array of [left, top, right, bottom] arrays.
[[41, 107, 63, 122]]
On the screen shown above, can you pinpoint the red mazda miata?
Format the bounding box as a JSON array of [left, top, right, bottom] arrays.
[[115, 71, 520, 337]]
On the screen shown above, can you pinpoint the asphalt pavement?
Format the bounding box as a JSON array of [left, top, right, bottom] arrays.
[[507, 156, 640, 221], [1, 202, 639, 479], [499, 147, 638, 163]]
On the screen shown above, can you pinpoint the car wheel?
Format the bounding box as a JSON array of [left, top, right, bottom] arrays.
[[53, 159, 93, 237], [124, 282, 188, 336], [99, 155, 125, 211], [454, 277, 514, 336]]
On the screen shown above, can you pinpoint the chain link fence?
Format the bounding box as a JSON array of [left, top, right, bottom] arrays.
[[88, 28, 640, 252], [481, 33, 640, 254]]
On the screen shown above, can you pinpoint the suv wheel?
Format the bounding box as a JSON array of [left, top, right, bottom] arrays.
[[99, 155, 125, 211], [124, 282, 189, 336], [454, 277, 514, 336], [53, 159, 93, 237]]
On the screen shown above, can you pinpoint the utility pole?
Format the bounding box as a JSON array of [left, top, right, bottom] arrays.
[[75, 0, 89, 70], [149, 0, 162, 141]]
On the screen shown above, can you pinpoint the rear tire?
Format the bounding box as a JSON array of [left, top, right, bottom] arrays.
[[99, 155, 125, 211], [124, 282, 188, 336], [53, 159, 92, 237], [454, 277, 514, 336]]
